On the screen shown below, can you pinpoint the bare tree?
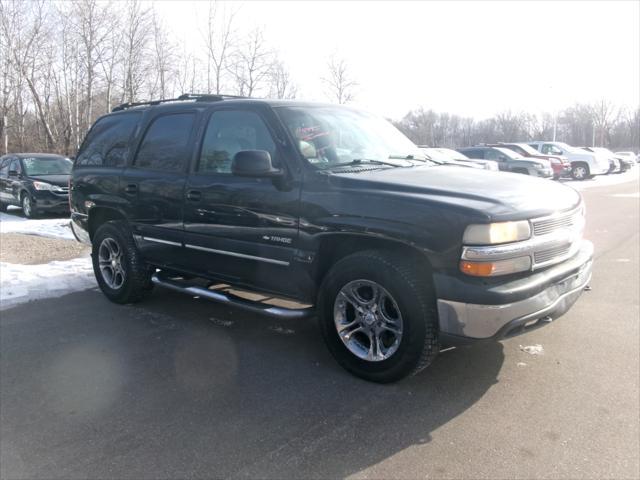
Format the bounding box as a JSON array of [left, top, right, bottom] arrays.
[[96, 7, 123, 113], [323, 54, 358, 104], [268, 59, 296, 99], [70, 0, 111, 131], [229, 27, 274, 97], [590, 99, 617, 147], [202, 1, 236, 94], [121, 0, 152, 103], [149, 8, 175, 99], [1, 0, 56, 146]]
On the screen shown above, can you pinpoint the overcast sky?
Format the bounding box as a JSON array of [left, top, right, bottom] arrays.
[[154, 0, 640, 120]]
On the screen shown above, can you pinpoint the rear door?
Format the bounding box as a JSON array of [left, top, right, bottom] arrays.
[[182, 106, 302, 296], [121, 110, 198, 265]]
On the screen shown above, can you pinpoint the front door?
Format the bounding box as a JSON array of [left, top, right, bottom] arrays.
[[121, 110, 198, 265], [0, 158, 11, 204], [182, 107, 302, 296]]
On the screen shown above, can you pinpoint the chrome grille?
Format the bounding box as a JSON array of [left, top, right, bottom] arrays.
[[530, 205, 584, 269], [534, 245, 571, 265], [532, 208, 580, 236]]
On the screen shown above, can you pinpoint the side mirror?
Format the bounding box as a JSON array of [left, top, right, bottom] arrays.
[[231, 150, 283, 178], [8, 169, 18, 177]]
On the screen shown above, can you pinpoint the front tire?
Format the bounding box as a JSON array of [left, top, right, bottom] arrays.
[[318, 250, 439, 383], [92, 221, 153, 304], [21, 193, 37, 218], [571, 163, 590, 181]]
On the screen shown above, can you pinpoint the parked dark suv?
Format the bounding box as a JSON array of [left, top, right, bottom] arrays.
[[71, 94, 593, 382], [488, 142, 571, 180], [458, 146, 554, 178], [0, 153, 72, 217]]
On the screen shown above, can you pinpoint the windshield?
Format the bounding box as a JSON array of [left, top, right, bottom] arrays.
[[275, 106, 426, 169], [495, 147, 524, 159], [593, 147, 614, 155], [422, 148, 470, 161], [555, 141, 584, 154], [513, 143, 541, 156], [22, 156, 72, 175]]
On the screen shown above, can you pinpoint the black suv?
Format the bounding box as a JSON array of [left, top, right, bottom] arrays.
[[0, 153, 72, 217], [71, 95, 593, 382], [458, 146, 554, 178]]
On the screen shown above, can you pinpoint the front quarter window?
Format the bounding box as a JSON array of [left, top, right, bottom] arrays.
[[275, 106, 423, 168]]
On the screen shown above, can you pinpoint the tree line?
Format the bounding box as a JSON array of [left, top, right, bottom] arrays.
[[392, 101, 639, 152], [1, 0, 638, 157]]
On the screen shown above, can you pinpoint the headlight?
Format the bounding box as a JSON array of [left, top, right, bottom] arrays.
[[463, 221, 531, 245], [533, 162, 543, 168], [33, 181, 64, 192], [460, 256, 532, 277], [33, 181, 54, 191]]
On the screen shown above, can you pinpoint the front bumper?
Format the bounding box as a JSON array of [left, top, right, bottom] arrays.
[[436, 240, 593, 342], [32, 191, 69, 212], [533, 168, 553, 178]]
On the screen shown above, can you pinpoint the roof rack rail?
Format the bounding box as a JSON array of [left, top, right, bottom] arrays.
[[111, 93, 248, 112]]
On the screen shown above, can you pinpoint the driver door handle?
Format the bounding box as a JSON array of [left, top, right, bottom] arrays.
[[187, 190, 202, 202]]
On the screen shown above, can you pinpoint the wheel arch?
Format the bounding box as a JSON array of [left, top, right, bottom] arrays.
[[313, 233, 435, 288], [87, 207, 128, 240]]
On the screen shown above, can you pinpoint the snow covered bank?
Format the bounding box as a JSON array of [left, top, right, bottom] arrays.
[[0, 257, 96, 310], [0, 210, 74, 240]]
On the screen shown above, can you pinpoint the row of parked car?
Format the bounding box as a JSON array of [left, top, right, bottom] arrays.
[[0, 140, 637, 218], [419, 142, 638, 181]]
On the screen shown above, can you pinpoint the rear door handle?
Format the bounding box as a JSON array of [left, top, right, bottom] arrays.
[[124, 184, 138, 195], [187, 190, 202, 202]]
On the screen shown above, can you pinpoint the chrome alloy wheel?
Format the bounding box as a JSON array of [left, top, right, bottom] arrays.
[[333, 280, 403, 362], [98, 237, 126, 290], [22, 195, 32, 217], [573, 165, 587, 180]]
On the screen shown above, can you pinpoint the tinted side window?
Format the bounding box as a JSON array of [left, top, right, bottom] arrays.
[[0, 158, 10, 176], [135, 113, 195, 172], [198, 110, 277, 174], [76, 112, 141, 167], [10, 159, 21, 173], [463, 149, 481, 159], [485, 149, 501, 161]]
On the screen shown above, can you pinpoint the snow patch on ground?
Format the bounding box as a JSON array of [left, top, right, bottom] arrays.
[[0, 257, 95, 310], [0, 210, 74, 240], [519, 344, 544, 355]]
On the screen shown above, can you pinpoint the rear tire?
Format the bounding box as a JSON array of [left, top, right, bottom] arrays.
[[318, 250, 439, 383], [92, 221, 153, 304], [571, 163, 590, 181], [0, 202, 7, 212]]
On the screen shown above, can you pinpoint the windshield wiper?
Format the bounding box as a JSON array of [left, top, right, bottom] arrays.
[[388, 153, 434, 164], [329, 158, 409, 169]]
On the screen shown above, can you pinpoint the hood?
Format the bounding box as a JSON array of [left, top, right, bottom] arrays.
[[330, 165, 581, 221], [28, 174, 70, 187]]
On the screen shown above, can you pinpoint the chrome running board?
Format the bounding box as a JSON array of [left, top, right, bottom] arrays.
[[151, 273, 315, 320]]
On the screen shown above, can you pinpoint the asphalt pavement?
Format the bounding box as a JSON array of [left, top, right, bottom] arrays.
[[1, 173, 639, 479]]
